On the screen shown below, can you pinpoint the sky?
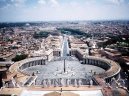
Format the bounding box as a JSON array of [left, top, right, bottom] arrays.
[[0, 0, 129, 22]]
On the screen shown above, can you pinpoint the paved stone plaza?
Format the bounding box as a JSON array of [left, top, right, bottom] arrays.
[[22, 57, 105, 86]]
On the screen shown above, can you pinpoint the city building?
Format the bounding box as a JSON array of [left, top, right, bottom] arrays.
[[0, 21, 129, 96]]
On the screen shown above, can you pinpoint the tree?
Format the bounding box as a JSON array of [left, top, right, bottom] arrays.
[[12, 54, 28, 62], [0, 58, 5, 61]]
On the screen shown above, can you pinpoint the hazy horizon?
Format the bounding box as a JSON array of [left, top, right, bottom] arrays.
[[1, 19, 129, 23], [0, 0, 129, 22]]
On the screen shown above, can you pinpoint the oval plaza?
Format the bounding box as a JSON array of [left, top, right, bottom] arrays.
[[11, 55, 120, 87], [1, 35, 125, 96]]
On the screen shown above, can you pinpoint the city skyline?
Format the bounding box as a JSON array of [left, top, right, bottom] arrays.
[[0, 0, 129, 22], [0, 12, 129, 95]]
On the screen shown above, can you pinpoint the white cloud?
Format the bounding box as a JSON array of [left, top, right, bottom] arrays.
[[38, 0, 46, 5], [50, 0, 58, 5], [0, 0, 129, 22], [10, 0, 26, 3], [10, 0, 26, 7], [106, 0, 125, 5], [37, 0, 59, 7]]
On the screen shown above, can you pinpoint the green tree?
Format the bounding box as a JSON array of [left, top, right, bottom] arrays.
[[12, 54, 28, 62]]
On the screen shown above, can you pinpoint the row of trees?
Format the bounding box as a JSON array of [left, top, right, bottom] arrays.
[[33, 31, 49, 39], [12, 54, 28, 62], [58, 28, 91, 37]]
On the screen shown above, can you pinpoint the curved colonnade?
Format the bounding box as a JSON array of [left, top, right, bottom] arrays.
[[9, 57, 46, 76], [83, 56, 121, 82], [9, 56, 121, 85]]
